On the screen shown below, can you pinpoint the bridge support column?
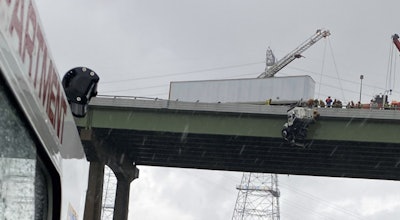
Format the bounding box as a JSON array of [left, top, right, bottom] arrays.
[[113, 178, 132, 220], [107, 160, 139, 220], [83, 161, 105, 220], [80, 128, 140, 219]]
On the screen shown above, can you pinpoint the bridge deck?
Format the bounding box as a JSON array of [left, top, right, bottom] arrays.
[[76, 96, 400, 180]]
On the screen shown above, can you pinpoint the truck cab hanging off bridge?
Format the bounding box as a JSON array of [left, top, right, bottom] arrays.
[[281, 106, 320, 147]]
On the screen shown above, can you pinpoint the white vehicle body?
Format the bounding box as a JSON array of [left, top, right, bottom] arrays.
[[286, 107, 316, 127], [0, 0, 89, 219]]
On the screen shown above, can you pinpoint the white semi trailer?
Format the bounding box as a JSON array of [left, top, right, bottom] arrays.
[[169, 75, 315, 104]]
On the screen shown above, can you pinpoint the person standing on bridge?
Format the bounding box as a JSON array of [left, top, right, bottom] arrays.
[[325, 96, 333, 108]]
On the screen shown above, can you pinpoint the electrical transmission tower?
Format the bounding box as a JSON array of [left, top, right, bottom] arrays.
[[102, 166, 117, 220], [232, 173, 280, 220]]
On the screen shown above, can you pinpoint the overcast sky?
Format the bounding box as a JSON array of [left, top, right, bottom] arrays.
[[34, 0, 400, 219]]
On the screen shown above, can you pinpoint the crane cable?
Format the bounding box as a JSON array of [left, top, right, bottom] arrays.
[[386, 40, 398, 94], [395, 49, 398, 93], [328, 38, 347, 102], [317, 38, 328, 100], [386, 41, 393, 91]]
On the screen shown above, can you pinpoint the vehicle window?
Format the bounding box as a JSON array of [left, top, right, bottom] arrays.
[[0, 77, 48, 220]]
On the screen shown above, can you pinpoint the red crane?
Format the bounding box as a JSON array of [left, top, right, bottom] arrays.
[[393, 34, 400, 52]]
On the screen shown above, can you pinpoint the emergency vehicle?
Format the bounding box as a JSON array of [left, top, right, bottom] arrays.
[[0, 1, 93, 219]]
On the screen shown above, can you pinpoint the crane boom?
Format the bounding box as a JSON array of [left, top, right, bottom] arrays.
[[258, 29, 331, 78], [393, 34, 400, 53]]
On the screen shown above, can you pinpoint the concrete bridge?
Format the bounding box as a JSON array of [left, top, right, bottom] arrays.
[[76, 96, 400, 220]]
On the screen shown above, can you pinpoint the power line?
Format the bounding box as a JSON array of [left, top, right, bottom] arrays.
[[101, 62, 399, 98], [280, 197, 338, 220], [278, 71, 383, 102], [101, 74, 383, 102], [101, 71, 261, 93], [101, 78, 394, 104], [101, 61, 400, 103], [102, 84, 169, 93], [278, 181, 363, 219], [101, 61, 264, 84], [284, 67, 400, 96]]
